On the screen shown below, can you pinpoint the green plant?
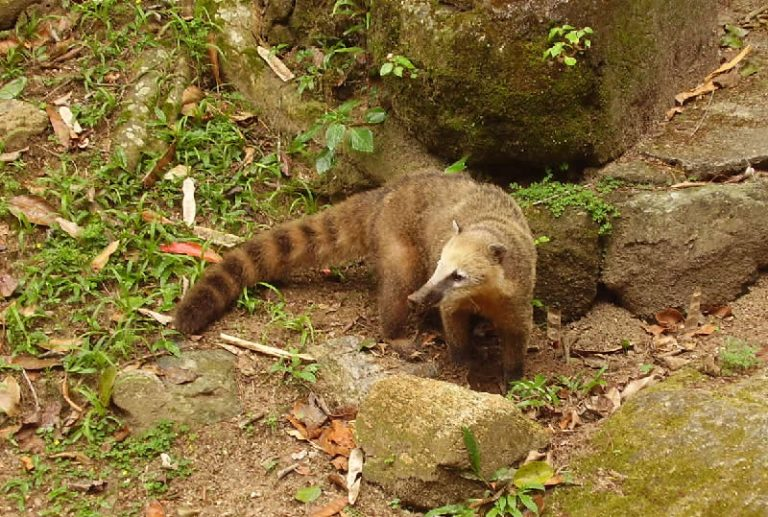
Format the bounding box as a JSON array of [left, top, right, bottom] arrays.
[[557, 366, 607, 395], [270, 352, 320, 383], [445, 155, 469, 174], [543, 24, 593, 66], [718, 337, 761, 375], [506, 374, 561, 409], [721, 24, 748, 49], [293, 100, 385, 173], [533, 235, 550, 246], [380, 53, 419, 79], [510, 173, 619, 235]]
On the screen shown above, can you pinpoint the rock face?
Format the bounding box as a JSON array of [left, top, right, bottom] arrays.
[[525, 206, 601, 321], [549, 370, 768, 515], [0, 0, 38, 30], [112, 350, 241, 430], [367, 0, 717, 173], [0, 99, 49, 151], [357, 374, 550, 508], [603, 180, 768, 317]]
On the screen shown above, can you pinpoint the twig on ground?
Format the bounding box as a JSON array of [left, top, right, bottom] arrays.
[[219, 333, 315, 361], [61, 372, 84, 414], [21, 369, 40, 412], [689, 90, 715, 138], [276, 462, 300, 480]]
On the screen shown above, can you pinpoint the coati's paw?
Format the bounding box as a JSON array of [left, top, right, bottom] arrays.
[[386, 338, 420, 360]]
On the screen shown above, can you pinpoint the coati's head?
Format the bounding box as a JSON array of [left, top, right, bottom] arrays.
[[407, 221, 506, 308]]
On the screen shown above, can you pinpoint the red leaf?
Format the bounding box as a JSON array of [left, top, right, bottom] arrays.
[[654, 308, 684, 329], [159, 242, 222, 263]]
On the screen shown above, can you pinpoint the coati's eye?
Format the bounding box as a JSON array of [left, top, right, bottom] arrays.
[[450, 271, 466, 282]]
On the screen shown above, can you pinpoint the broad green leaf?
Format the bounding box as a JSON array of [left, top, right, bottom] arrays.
[[518, 493, 540, 515], [424, 503, 475, 517], [461, 426, 481, 477], [513, 460, 554, 489], [444, 154, 469, 174], [98, 365, 117, 407], [564, 56, 577, 66], [394, 55, 414, 68], [316, 148, 334, 173], [347, 126, 374, 153], [364, 107, 387, 124], [325, 123, 346, 151], [294, 486, 321, 503], [337, 99, 360, 116], [565, 32, 579, 44], [0, 77, 27, 100], [380, 62, 394, 76], [394, 66, 404, 78]]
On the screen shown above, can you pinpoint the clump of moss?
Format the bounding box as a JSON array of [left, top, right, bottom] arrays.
[[510, 174, 620, 234], [718, 337, 761, 375]]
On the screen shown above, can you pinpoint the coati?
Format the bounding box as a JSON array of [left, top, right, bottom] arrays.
[[174, 172, 536, 383]]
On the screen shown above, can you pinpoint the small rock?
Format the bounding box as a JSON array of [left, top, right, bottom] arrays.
[[357, 374, 550, 508], [0, 99, 49, 151], [659, 355, 690, 371]]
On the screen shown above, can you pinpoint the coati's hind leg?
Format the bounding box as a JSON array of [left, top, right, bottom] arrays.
[[495, 302, 532, 385], [375, 238, 424, 341], [440, 303, 474, 363]]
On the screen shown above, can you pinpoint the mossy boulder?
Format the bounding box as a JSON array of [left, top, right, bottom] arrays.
[[548, 370, 768, 516], [368, 0, 718, 175], [357, 374, 550, 508]]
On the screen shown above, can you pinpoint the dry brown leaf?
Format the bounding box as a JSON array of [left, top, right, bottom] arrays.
[[558, 407, 581, 431], [655, 308, 684, 329], [39, 337, 80, 353], [0, 147, 28, 162], [659, 355, 690, 371], [141, 210, 174, 224], [0, 375, 21, 417], [310, 496, 348, 517], [544, 474, 567, 487], [331, 455, 349, 472], [292, 396, 329, 433], [0, 38, 20, 54], [49, 451, 92, 464], [295, 464, 311, 476], [0, 273, 18, 298], [674, 80, 717, 105], [256, 45, 296, 82], [665, 106, 684, 120], [645, 324, 667, 337], [91, 240, 120, 272], [604, 386, 621, 413], [346, 448, 364, 504], [621, 375, 657, 401], [162, 164, 189, 181], [8, 195, 58, 226], [181, 85, 204, 105], [694, 323, 718, 336], [20, 456, 35, 471], [137, 308, 174, 326], [55, 216, 84, 238], [704, 45, 753, 82], [192, 226, 243, 248], [7, 355, 61, 370], [0, 423, 22, 440], [46, 104, 71, 149], [709, 305, 733, 319]]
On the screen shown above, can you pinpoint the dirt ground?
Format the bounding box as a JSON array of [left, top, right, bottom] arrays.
[[1, 0, 767, 516]]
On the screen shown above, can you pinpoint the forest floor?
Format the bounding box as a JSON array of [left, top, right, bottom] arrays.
[[1, 1, 767, 516]]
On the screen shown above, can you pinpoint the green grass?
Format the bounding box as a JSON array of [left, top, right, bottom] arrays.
[[718, 337, 761, 375]]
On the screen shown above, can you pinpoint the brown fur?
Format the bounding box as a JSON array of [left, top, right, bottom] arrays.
[[174, 172, 536, 382]]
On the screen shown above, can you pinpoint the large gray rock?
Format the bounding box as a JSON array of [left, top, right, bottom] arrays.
[[524, 206, 601, 321], [549, 370, 768, 516], [357, 374, 549, 508], [367, 0, 717, 173], [112, 350, 241, 430], [0, 99, 49, 151], [602, 180, 768, 317]]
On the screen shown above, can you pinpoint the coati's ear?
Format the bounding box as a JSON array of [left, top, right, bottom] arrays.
[[452, 220, 461, 234], [489, 243, 507, 263]]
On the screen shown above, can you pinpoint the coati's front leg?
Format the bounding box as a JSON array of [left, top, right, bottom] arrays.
[[495, 302, 532, 384], [440, 303, 474, 363], [375, 239, 424, 341]]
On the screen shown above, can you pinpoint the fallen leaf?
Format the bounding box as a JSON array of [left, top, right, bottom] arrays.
[[8, 195, 58, 226], [659, 355, 690, 371], [91, 240, 120, 272], [182, 177, 196, 226], [0, 375, 21, 417], [58, 106, 82, 135], [49, 451, 92, 464], [0, 147, 28, 162], [15, 426, 45, 453], [295, 464, 311, 476], [346, 448, 364, 504], [621, 375, 657, 401], [46, 104, 71, 149], [674, 80, 717, 105], [558, 407, 581, 431], [52, 92, 72, 105], [141, 210, 174, 224], [181, 85, 204, 105], [0, 38, 20, 55], [331, 455, 348, 472], [6, 355, 61, 370], [694, 323, 718, 336], [310, 496, 348, 517], [163, 164, 189, 181], [292, 396, 328, 433], [113, 426, 131, 443], [67, 479, 107, 494], [295, 486, 322, 504], [644, 324, 667, 337], [39, 400, 62, 430], [704, 44, 753, 82], [318, 419, 355, 457], [0, 273, 18, 298], [665, 106, 684, 120], [544, 474, 567, 487], [55, 217, 84, 238], [137, 308, 174, 326], [655, 308, 684, 329], [20, 456, 35, 471], [39, 337, 80, 353], [709, 305, 733, 319], [604, 386, 621, 413], [513, 461, 555, 489], [159, 242, 223, 263], [0, 423, 22, 440], [257, 45, 296, 81]]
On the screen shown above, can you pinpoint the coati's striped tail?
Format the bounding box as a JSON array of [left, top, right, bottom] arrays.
[[174, 190, 380, 335]]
